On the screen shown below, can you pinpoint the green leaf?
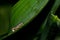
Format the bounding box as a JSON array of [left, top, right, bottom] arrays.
[[11, 0, 49, 27], [0, 0, 48, 39], [38, 0, 60, 40], [10, 0, 48, 34]]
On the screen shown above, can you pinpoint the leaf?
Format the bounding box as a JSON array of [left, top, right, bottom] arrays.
[[0, 6, 10, 38], [11, 0, 49, 27], [38, 0, 60, 40], [0, 0, 48, 39]]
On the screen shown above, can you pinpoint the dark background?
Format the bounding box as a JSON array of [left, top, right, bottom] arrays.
[[2, 0, 60, 40], [0, 0, 19, 6]]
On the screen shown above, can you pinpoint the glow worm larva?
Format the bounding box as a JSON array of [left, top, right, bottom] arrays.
[[12, 23, 24, 32]]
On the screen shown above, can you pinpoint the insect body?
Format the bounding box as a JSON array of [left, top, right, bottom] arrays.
[[12, 23, 24, 32]]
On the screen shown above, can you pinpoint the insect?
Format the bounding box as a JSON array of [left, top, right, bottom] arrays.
[[12, 23, 24, 32]]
